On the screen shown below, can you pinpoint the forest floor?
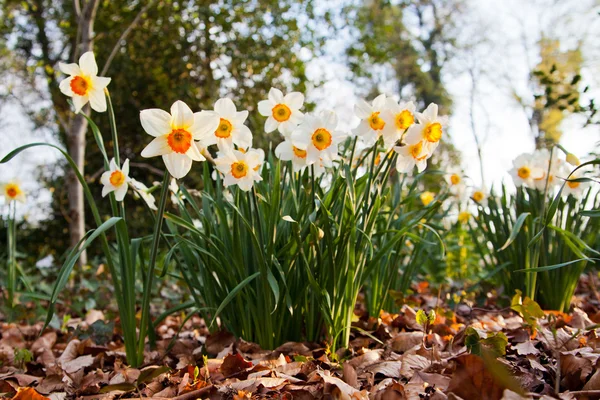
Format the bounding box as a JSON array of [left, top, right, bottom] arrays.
[[3, 277, 600, 400]]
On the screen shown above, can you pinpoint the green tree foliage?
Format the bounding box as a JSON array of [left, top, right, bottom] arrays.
[[1, 0, 325, 257]]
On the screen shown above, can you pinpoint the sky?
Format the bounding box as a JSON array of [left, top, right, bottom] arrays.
[[1, 0, 599, 222]]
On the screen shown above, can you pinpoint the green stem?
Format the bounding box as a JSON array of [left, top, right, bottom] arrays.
[[136, 170, 170, 366]]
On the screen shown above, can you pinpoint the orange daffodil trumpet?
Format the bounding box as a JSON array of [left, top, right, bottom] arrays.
[[258, 88, 304, 136], [58, 51, 111, 113], [100, 158, 130, 201], [140, 100, 218, 179], [2, 181, 26, 204], [404, 103, 448, 153]]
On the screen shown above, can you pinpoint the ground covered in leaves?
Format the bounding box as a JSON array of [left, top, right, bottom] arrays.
[[4, 279, 600, 399]]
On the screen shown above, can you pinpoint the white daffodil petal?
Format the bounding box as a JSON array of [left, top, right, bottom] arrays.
[[59, 62, 81, 76], [140, 109, 173, 137], [59, 77, 75, 97], [284, 92, 304, 109], [89, 88, 107, 112], [191, 111, 220, 140], [214, 98, 237, 118], [78, 51, 98, 76], [257, 100, 274, 116], [141, 136, 171, 158], [93, 76, 111, 89], [122, 159, 130, 176], [72, 95, 88, 113], [163, 153, 193, 179], [186, 142, 206, 162], [265, 117, 279, 133], [268, 88, 284, 104], [354, 100, 372, 119], [115, 184, 128, 201], [171, 100, 194, 129]]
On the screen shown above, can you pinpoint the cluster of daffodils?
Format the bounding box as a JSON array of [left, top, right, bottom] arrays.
[[353, 95, 447, 174], [509, 149, 588, 197], [1, 181, 26, 205]]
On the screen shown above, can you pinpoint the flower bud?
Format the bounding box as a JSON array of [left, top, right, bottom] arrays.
[[566, 153, 580, 166]]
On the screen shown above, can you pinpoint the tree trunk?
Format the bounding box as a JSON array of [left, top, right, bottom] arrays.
[[66, 0, 101, 266]]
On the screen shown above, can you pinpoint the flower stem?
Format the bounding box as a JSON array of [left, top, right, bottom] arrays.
[[136, 170, 170, 366]]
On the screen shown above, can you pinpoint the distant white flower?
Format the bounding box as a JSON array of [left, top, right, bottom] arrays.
[[275, 138, 310, 172], [214, 148, 263, 191], [291, 110, 347, 167], [100, 158, 130, 201], [530, 149, 566, 191], [169, 177, 185, 205], [563, 167, 590, 197], [58, 51, 111, 113], [445, 169, 467, 199], [404, 103, 448, 153], [393, 137, 432, 174], [258, 88, 304, 136], [129, 178, 158, 210], [509, 153, 545, 187], [140, 100, 218, 179], [352, 94, 389, 147], [470, 187, 487, 207], [197, 98, 252, 149], [1, 181, 26, 204], [381, 99, 416, 149]]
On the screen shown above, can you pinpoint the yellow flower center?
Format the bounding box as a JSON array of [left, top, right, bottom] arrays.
[[293, 146, 307, 158], [70, 75, 91, 96], [395, 110, 414, 130], [374, 153, 382, 166], [231, 161, 249, 179], [517, 166, 530, 179], [420, 191, 435, 206], [409, 141, 427, 161], [473, 191, 485, 202], [458, 211, 471, 224], [312, 128, 332, 151], [272, 104, 292, 122], [450, 174, 461, 185], [567, 180, 580, 189], [215, 118, 233, 139], [424, 122, 442, 143], [6, 185, 19, 199], [369, 112, 385, 130], [109, 170, 126, 186], [167, 128, 193, 154]]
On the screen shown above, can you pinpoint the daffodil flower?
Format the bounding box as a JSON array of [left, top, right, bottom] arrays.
[[275, 138, 310, 172], [291, 110, 347, 167], [382, 99, 416, 149], [420, 191, 435, 206], [100, 158, 130, 201], [214, 148, 263, 192], [404, 103, 448, 153], [353, 94, 389, 147], [470, 188, 488, 207], [530, 149, 566, 191], [140, 100, 219, 179], [563, 167, 590, 197], [509, 153, 545, 187], [58, 51, 111, 113], [197, 98, 252, 150], [129, 178, 158, 210], [258, 88, 304, 136], [1, 181, 26, 204], [393, 136, 432, 174]]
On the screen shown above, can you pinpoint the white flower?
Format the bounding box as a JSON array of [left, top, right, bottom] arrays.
[[393, 136, 432, 174], [58, 51, 111, 113], [470, 187, 488, 207], [214, 148, 263, 191], [196, 98, 252, 150], [563, 167, 590, 198], [509, 153, 545, 187], [169, 177, 185, 205], [530, 149, 566, 191], [257, 88, 304, 136], [1, 181, 26, 204], [404, 103, 448, 153], [275, 138, 310, 172], [381, 99, 416, 149], [140, 100, 218, 179], [100, 158, 130, 201], [352, 94, 389, 147], [291, 110, 347, 167], [129, 178, 158, 210]]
